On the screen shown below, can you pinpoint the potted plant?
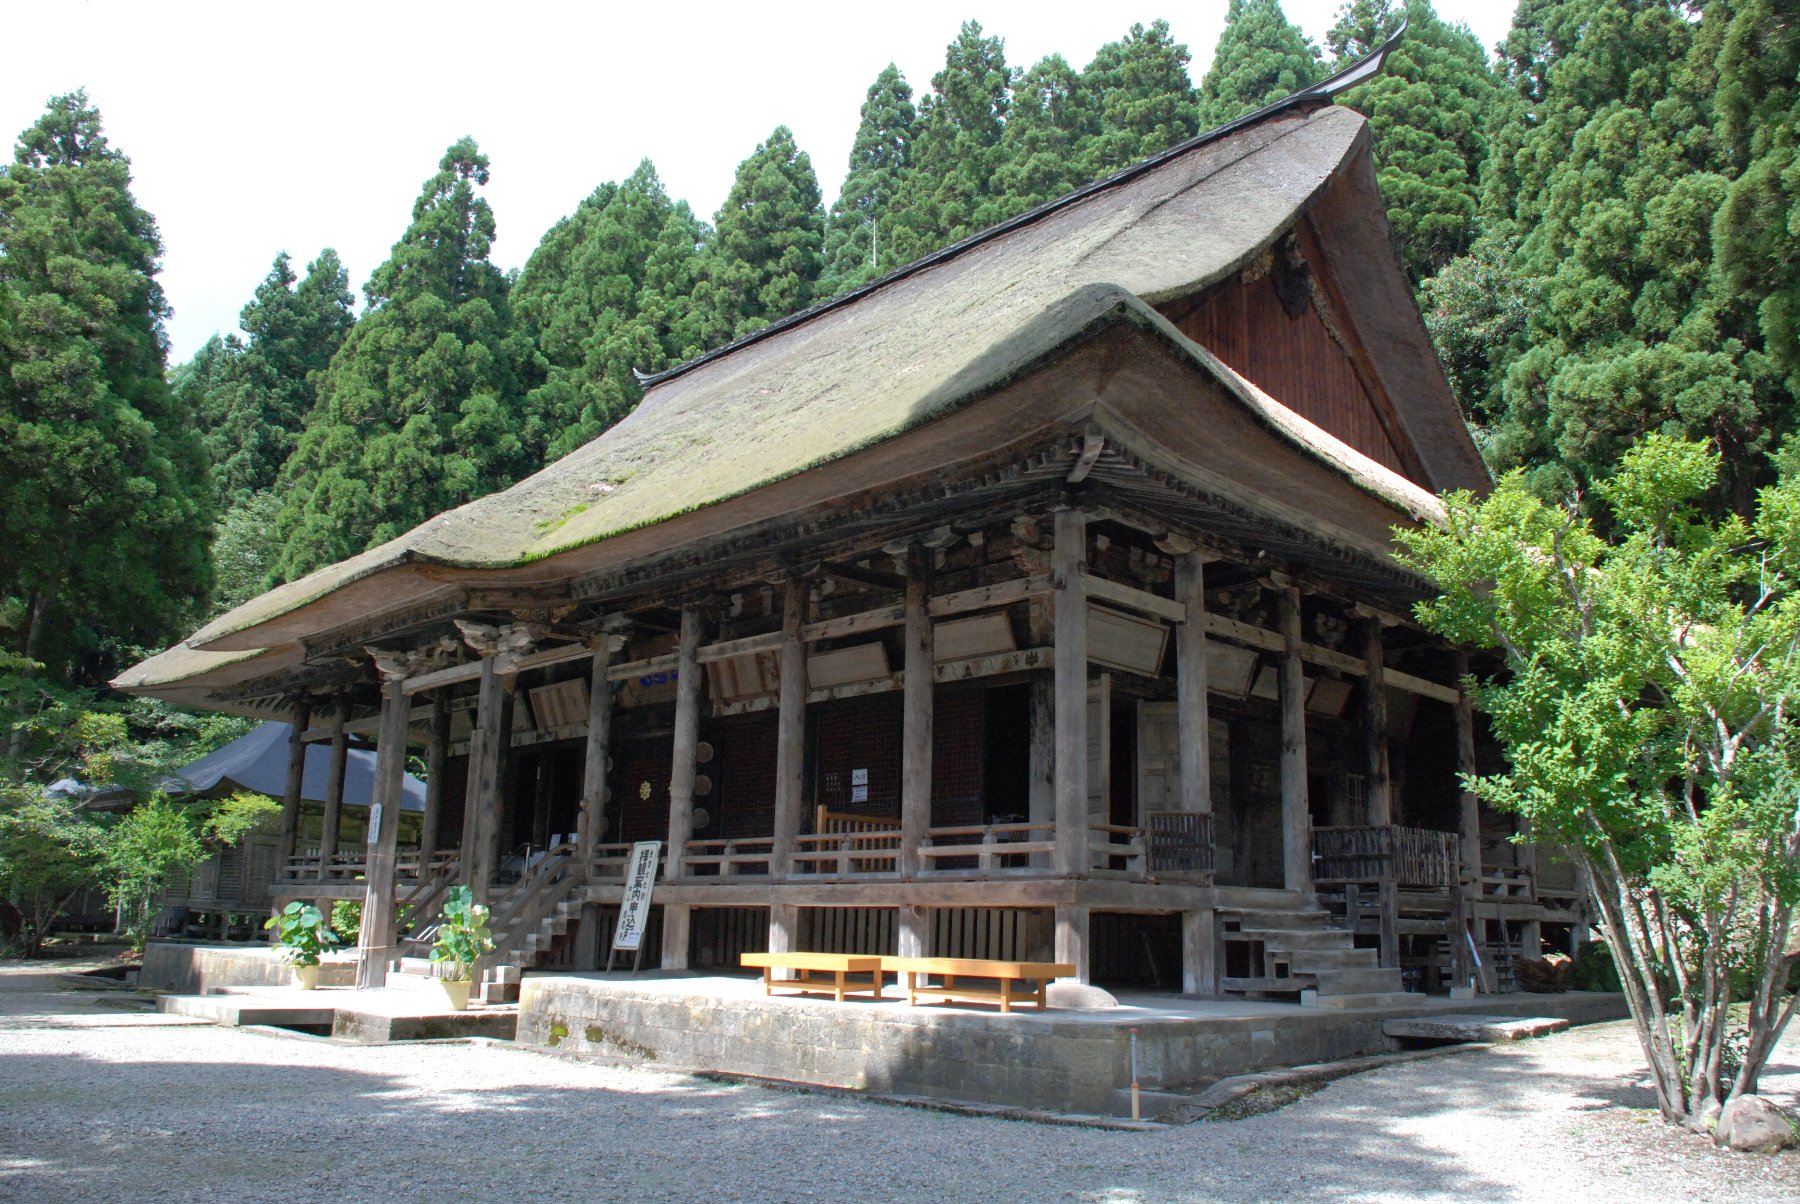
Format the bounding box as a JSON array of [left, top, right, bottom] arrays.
[[263, 901, 340, 990], [428, 885, 495, 1011]]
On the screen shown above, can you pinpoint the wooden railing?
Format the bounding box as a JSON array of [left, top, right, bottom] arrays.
[[1479, 864, 1536, 900], [1145, 811, 1214, 878], [918, 822, 1055, 875], [484, 844, 579, 969], [277, 847, 452, 885], [1313, 825, 1460, 888], [794, 806, 902, 877], [588, 843, 637, 879], [398, 852, 461, 934], [683, 837, 775, 876], [1088, 824, 1146, 877]]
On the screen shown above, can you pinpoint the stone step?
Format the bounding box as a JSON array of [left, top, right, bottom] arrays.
[[1383, 1014, 1570, 1042], [1311, 967, 1407, 996], [1286, 947, 1382, 971], [1224, 909, 1331, 931], [1219, 974, 1316, 996], [1301, 990, 1425, 1009], [1238, 927, 1351, 950]]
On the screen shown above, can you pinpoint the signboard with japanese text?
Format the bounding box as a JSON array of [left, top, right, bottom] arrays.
[[612, 841, 662, 952]]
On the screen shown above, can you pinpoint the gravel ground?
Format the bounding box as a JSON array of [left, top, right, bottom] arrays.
[[1, 955, 1795, 1203]]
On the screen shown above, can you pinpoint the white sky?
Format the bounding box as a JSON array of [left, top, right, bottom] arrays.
[[5, 1, 1517, 363]]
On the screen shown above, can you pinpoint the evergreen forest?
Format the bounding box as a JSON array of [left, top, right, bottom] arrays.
[[1, 1, 1798, 956]]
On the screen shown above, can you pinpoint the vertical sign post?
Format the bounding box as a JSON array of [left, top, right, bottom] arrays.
[[607, 840, 663, 974]]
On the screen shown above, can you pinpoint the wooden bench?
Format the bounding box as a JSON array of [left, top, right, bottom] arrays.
[[880, 956, 1076, 1013], [740, 952, 886, 1002]]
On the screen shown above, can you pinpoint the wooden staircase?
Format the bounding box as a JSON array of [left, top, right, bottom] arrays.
[[389, 845, 583, 1004], [1218, 894, 1419, 1007]]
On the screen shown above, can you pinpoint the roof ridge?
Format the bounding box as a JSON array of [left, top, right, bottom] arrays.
[[635, 26, 1407, 391]]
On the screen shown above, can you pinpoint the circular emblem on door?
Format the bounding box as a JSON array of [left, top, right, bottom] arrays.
[[638, 780, 652, 800]]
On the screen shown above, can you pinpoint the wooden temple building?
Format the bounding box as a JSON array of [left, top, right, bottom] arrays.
[[118, 60, 1588, 1003]]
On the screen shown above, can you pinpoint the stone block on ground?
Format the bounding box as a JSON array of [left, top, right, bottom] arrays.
[[1717, 1095, 1796, 1153], [1383, 1014, 1569, 1042]]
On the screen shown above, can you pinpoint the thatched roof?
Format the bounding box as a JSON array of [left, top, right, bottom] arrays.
[[119, 75, 1483, 705]]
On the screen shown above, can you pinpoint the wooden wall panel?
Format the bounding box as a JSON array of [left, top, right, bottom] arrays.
[[1170, 269, 1405, 474]]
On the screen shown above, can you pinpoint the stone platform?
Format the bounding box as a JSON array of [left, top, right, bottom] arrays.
[[157, 984, 517, 1042], [516, 972, 1628, 1116]]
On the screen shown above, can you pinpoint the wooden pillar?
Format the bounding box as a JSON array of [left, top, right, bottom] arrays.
[[1455, 651, 1481, 905], [1516, 817, 1541, 956], [420, 693, 449, 856], [1027, 673, 1054, 868], [661, 903, 691, 970], [1055, 902, 1089, 984], [275, 698, 312, 879], [1174, 552, 1211, 813], [1277, 587, 1311, 894], [315, 701, 349, 882], [1053, 508, 1089, 876], [771, 582, 808, 879], [576, 632, 616, 875], [1182, 908, 1217, 995], [356, 654, 412, 989], [900, 543, 932, 880], [665, 604, 702, 881], [458, 628, 507, 905], [489, 686, 517, 882], [1363, 620, 1392, 826]]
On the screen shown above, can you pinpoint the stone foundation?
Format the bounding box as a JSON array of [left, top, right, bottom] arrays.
[[140, 942, 356, 994], [517, 975, 1628, 1115]]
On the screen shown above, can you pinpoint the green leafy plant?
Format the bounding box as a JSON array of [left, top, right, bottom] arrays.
[[263, 901, 340, 968], [428, 885, 494, 982], [1396, 434, 1800, 1127]]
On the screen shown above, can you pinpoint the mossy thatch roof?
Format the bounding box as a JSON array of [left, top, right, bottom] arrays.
[[119, 93, 1480, 702]]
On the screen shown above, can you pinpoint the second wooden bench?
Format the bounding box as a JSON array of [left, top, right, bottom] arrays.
[[880, 956, 1075, 1013]]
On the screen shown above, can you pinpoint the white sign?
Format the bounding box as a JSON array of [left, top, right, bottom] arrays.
[[851, 768, 869, 786], [612, 841, 662, 952], [850, 784, 869, 803], [366, 803, 382, 845]]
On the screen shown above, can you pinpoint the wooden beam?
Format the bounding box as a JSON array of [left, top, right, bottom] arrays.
[[461, 651, 506, 905], [577, 634, 615, 871], [1053, 508, 1089, 876], [901, 544, 932, 880], [1455, 650, 1481, 904], [1363, 620, 1392, 826], [710, 647, 1055, 716], [355, 663, 412, 989], [316, 703, 349, 882], [771, 583, 808, 879], [1203, 611, 1458, 703], [421, 693, 449, 855], [275, 699, 311, 875], [665, 605, 702, 879], [1385, 667, 1459, 706], [1278, 588, 1311, 894], [1175, 553, 1211, 816], [1085, 573, 1186, 624]]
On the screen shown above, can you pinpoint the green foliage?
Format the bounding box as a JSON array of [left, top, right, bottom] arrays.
[[513, 161, 704, 460], [883, 21, 1016, 266], [428, 884, 493, 980], [989, 55, 1097, 219], [689, 127, 824, 348], [0, 91, 213, 677], [1425, 0, 1800, 508], [1396, 435, 1800, 1121], [330, 898, 361, 942], [0, 784, 106, 957], [1567, 941, 1623, 993], [822, 65, 916, 294], [208, 490, 284, 617], [1081, 21, 1199, 174], [102, 794, 202, 952], [272, 137, 525, 581], [1197, 0, 1323, 130], [264, 900, 340, 968], [184, 250, 354, 505], [1327, 0, 1497, 281]]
